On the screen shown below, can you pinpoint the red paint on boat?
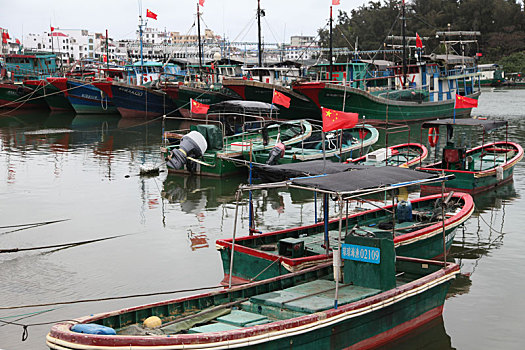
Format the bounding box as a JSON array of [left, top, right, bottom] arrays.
[[292, 81, 325, 108], [92, 81, 113, 98], [46, 77, 69, 96]]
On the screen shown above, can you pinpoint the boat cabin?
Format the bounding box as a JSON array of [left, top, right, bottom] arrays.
[[3, 52, 58, 81]]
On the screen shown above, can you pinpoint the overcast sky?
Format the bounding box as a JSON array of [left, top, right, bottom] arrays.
[[3, 0, 368, 43]]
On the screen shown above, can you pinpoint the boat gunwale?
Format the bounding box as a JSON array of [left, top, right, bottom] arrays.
[[349, 142, 429, 168], [418, 141, 524, 177]]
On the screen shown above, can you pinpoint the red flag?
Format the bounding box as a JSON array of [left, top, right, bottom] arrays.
[[15, 38, 20, 45], [50, 26, 55, 32], [416, 32, 423, 48], [199, 0, 205, 6], [1, 33, 6, 44], [5, 32, 9, 40], [272, 89, 291, 108], [146, 9, 158, 20], [332, 0, 340, 5], [322, 107, 358, 132], [190, 98, 210, 114], [455, 94, 478, 109]]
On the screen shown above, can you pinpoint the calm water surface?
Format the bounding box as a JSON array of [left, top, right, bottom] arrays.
[[0, 89, 524, 349]]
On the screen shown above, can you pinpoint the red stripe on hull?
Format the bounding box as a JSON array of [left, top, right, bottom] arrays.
[[0, 98, 45, 109], [345, 305, 444, 350]]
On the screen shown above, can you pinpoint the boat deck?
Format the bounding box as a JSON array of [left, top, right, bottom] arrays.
[[188, 278, 382, 334]]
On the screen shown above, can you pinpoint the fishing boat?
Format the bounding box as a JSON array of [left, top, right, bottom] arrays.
[[418, 118, 523, 194], [216, 166, 473, 282], [478, 63, 505, 87], [93, 77, 178, 118], [292, 4, 481, 123], [46, 77, 118, 114], [348, 143, 428, 168], [0, 81, 49, 109], [247, 123, 379, 165], [22, 79, 74, 111], [46, 166, 460, 350], [163, 119, 313, 177], [222, 77, 321, 120]]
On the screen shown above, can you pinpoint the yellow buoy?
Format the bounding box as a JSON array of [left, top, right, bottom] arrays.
[[143, 316, 162, 329]]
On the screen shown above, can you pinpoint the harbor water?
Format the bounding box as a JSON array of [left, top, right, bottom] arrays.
[[1, 89, 524, 349]]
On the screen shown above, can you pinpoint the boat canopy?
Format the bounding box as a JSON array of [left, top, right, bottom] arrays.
[[421, 118, 507, 133], [242, 165, 445, 197], [251, 160, 370, 183], [208, 100, 279, 114]]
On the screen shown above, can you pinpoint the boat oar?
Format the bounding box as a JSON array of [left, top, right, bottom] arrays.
[[160, 298, 249, 328]]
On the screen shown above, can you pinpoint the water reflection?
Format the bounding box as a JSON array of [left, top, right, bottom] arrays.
[[383, 317, 454, 350]]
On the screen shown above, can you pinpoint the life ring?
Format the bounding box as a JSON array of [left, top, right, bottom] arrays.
[[428, 127, 440, 147]]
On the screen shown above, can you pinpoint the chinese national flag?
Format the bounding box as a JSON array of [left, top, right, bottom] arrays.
[[322, 107, 358, 132], [416, 33, 423, 48], [146, 9, 158, 20], [199, 0, 205, 6], [50, 26, 55, 32], [332, 0, 340, 5], [272, 89, 291, 108], [455, 94, 478, 109], [190, 98, 210, 114]]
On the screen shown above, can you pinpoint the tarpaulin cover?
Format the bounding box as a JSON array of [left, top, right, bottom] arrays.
[[252, 160, 370, 183], [421, 118, 506, 133], [208, 100, 279, 114], [291, 166, 437, 194], [190, 124, 223, 150]]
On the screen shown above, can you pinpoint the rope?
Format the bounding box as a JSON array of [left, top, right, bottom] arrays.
[[0, 233, 132, 254]]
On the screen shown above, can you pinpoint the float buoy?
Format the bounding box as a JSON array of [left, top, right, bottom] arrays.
[[428, 127, 440, 147]]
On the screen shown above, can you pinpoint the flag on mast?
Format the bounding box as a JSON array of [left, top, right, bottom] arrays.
[[322, 107, 358, 132], [272, 89, 291, 108], [146, 9, 158, 20]]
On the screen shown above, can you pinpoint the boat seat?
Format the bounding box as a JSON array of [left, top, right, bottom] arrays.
[[250, 279, 380, 313], [188, 322, 241, 334], [216, 310, 270, 327]]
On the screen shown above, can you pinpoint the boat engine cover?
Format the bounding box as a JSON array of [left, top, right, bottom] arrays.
[[266, 142, 286, 165], [166, 131, 208, 169]]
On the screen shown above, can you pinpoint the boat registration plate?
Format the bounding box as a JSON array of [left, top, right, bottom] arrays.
[[341, 244, 380, 264]]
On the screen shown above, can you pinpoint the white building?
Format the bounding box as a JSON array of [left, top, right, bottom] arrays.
[[284, 35, 319, 61]]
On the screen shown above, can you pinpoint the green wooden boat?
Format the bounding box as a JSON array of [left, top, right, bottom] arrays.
[[47, 238, 460, 350], [163, 120, 313, 177], [293, 81, 480, 123], [0, 81, 49, 110], [216, 192, 473, 283], [245, 123, 379, 165], [349, 142, 428, 168], [23, 79, 74, 111], [418, 119, 524, 194]]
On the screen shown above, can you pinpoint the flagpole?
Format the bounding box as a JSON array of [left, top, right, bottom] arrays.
[[329, 6, 333, 81], [453, 93, 456, 123]]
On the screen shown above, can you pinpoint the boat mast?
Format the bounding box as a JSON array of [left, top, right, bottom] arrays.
[[329, 5, 333, 81], [139, 14, 144, 84], [257, 0, 263, 82], [197, 2, 203, 71], [401, 0, 407, 88], [106, 29, 109, 71]]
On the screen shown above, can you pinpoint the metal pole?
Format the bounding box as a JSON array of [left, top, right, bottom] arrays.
[[228, 190, 242, 289], [441, 174, 447, 265], [106, 29, 109, 71], [324, 193, 330, 255], [334, 195, 343, 309], [249, 142, 254, 235]]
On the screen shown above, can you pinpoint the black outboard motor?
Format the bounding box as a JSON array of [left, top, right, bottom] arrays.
[[166, 131, 207, 170], [266, 142, 286, 165]]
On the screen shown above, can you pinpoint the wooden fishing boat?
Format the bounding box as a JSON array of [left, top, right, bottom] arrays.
[[23, 79, 74, 111], [93, 80, 177, 118], [163, 119, 313, 177], [418, 118, 524, 194], [348, 142, 428, 168], [216, 191, 472, 282], [46, 77, 119, 114], [0, 81, 49, 109], [46, 242, 460, 350], [246, 123, 379, 165]]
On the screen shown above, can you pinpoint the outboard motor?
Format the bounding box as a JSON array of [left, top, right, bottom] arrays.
[[266, 142, 286, 165], [166, 131, 207, 170]]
